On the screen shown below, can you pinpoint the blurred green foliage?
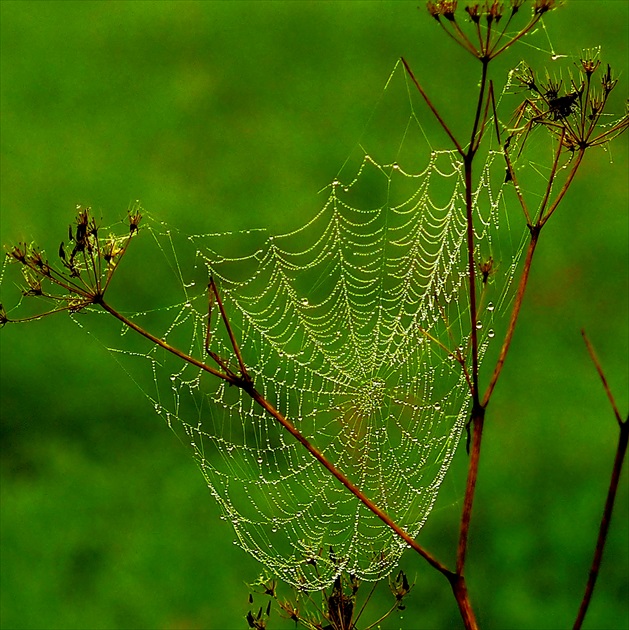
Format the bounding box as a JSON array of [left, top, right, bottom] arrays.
[[1, 1, 627, 629]]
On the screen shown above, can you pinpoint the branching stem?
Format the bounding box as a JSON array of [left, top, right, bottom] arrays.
[[96, 296, 457, 583]]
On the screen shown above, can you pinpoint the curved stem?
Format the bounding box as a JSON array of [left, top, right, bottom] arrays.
[[482, 229, 539, 407], [573, 417, 628, 630], [98, 297, 233, 384], [574, 333, 629, 629], [401, 57, 464, 156]]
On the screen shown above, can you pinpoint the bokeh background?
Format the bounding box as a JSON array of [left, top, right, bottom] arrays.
[[1, 1, 627, 629]]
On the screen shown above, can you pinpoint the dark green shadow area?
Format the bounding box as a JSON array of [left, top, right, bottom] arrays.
[[1, 2, 627, 629]]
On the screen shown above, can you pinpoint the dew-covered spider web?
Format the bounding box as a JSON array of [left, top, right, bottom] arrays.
[[98, 60, 528, 590]]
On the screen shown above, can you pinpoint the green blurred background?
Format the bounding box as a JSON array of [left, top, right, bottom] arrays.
[[1, 1, 627, 629]]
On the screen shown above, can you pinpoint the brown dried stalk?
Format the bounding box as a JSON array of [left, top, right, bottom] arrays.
[[573, 333, 628, 629]]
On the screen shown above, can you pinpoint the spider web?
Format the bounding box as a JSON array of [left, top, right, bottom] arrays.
[[101, 61, 525, 590]]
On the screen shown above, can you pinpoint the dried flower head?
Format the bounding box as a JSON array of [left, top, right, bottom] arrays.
[[427, 0, 458, 21], [509, 0, 527, 14], [3, 205, 145, 324], [128, 201, 143, 234], [486, 1, 504, 23], [580, 49, 601, 77], [534, 0, 556, 15], [390, 570, 413, 610], [465, 4, 481, 23], [428, 0, 557, 61], [509, 58, 628, 155]]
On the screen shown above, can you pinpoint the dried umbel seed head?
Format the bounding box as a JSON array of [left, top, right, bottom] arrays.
[[128, 202, 142, 234], [3, 204, 147, 324], [8, 243, 28, 264], [485, 1, 505, 24], [509, 0, 527, 14], [580, 49, 601, 77], [427, 0, 458, 21], [390, 569, 412, 607], [465, 4, 481, 23], [533, 0, 556, 15], [509, 57, 628, 156], [8, 243, 51, 276], [601, 64, 617, 95]]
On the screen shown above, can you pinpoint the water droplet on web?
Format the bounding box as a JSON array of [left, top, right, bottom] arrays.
[[257, 457, 263, 464], [392, 162, 400, 170], [476, 321, 483, 329], [434, 402, 442, 411], [488, 329, 495, 338], [300, 298, 309, 307], [487, 302, 494, 311]]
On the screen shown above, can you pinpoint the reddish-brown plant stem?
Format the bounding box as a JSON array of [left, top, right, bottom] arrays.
[[573, 417, 628, 630], [401, 57, 464, 156], [208, 277, 250, 380], [482, 229, 539, 407], [457, 407, 485, 575], [483, 146, 585, 407], [464, 156, 480, 406], [581, 331, 623, 426], [247, 388, 454, 579], [539, 148, 585, 227], [469, 60, 490, 153], [489, 14, 543, 60], [453, 58, 492, 585], [97, 297, 234, 385], [574, 333, 629, 629], [450, 574, 479, 630]]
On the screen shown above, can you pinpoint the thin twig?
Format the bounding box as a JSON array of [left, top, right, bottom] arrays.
[[468, 60, 490, 157], [581, 330, 623, 426], [573, 333, 629, 629], [535, 128, 567, 224], [401, 57, 465, 156], [540, 148, 585, 227], [97, 298, 236, 384], [489, 14, 542, 60], [482, 229, 540, 406], [208, 276, 251, 381], [503, 146, 532, 225]]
